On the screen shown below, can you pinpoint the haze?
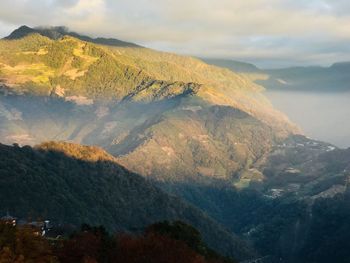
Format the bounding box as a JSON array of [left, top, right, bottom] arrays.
[[265, 90, 350, 148]]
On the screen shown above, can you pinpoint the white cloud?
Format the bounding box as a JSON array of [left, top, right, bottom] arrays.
[[0, 21, 15, 37], [1, 0, 350, 67]]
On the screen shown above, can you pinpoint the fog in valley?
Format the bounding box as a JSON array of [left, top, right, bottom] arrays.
[[265, 90, 350, 148]]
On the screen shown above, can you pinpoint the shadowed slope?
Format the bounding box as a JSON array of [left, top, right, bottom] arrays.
[[0, 141, 255, 260]]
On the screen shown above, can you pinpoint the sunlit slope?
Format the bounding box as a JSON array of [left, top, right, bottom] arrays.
[[0, 31, 297, 134], [111, 103, 275, 182], [0, 27, 299, 183], [0, 94, 275, 183]]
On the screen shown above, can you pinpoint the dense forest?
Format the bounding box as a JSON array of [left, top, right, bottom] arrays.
[[0, 142, 253, 261]]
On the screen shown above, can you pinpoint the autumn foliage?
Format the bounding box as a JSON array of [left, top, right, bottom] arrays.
[[115, 233, 206, 263], [0, 223, 55, 263], [0, 221, 236, 263]]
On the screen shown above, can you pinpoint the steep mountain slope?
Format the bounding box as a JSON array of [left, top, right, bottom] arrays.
[[0, 93, 276, 184], [0, 26, 298, 184], [166, 135, 350, 262], [0, 27, 294, 132], [112, 104, 275, 183], [0, 141, 254, 261]]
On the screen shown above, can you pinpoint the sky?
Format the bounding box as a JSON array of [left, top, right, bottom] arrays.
[[1, 0, 350, 68]]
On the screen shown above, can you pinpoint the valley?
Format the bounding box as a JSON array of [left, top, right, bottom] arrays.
[[0, 26, 350, 263]]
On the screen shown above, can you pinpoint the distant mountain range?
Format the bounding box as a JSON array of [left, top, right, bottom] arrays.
[[201, 58, 262, 73], [203, 58, 350, 92], [203, 58, 350, 148]]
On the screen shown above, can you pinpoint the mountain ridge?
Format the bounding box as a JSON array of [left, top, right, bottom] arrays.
[[203, 57, 350, 92], [4, 25, 141, 48]]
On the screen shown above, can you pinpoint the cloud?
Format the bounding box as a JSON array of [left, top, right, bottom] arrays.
[[0, 0, 350, 67]]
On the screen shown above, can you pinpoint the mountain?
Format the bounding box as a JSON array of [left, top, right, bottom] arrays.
[[260, 62, 350, 92], [0, 25, 298, 185], [200, 57, 350, 93], [201, 58, 262, 73], [169, 135, 350, 263], [0, 141, 254, 261], [4, 25, 141, 48], [3, 26, 350, 262]]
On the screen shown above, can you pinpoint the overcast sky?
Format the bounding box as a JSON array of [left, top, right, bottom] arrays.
[[1, 0, 350, 68]]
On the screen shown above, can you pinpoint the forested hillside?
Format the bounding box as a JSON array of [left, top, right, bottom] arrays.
[[0, 142, 254, 261]]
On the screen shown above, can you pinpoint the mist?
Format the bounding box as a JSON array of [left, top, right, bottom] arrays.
[[264, 90, 350, 148]]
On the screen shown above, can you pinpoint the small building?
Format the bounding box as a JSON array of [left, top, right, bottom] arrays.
[[1, 213, 17, 226], [27, 220, 52, 236]]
